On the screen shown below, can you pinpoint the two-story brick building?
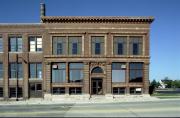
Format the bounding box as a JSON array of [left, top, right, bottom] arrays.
[[0, 3, 154, 100]]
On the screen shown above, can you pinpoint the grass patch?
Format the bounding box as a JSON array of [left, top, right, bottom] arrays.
[[151, 93, 180, 99]]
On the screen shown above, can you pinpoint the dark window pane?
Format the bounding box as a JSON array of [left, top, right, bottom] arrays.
[[133, 43, 138, 55], [72, 43, 78, 54], [52, 87, 65, 95], [91, 67, 103, 73], [0, 63, 3, 78], [36, 84, 42, 91], [69, 87, 82, 95], [57, 43, 63, 54], [129, 63, 143, 82], [117, 43, 123, 55], [130, 88, 142, 94], [113, 87, 125, 94], [9, 88, 16, 98], [0, 87, 3, 97], [95, 43, 101, 54]]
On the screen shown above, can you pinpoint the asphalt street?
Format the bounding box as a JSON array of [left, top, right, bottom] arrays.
[[0, 99, 180, 117]]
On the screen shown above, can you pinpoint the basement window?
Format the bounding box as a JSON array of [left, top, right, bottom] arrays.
[[0, 87, 3, 97], [113, 87, 125, 95], [130, 87, 142, 95], [52, 87, 65, 95], [69, 87, 82, 95]]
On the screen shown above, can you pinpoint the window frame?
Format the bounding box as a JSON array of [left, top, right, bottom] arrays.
[[113, 87, 126, 95], [9, 62, 23, 79], [29, 63, 42, 79], [0, 63, 3, 79], [69, 87, 82, 95], [9, 36, 22, 52], [52, 87, 65, 95], [129, 63, 143, 83], [69, 63, 84, 83], [52, 63, 66, 83], [29, 36, 42, 52], [113, 36, 127, 55], [129, 36, 143, 55], [91, 36, 104, 55], [112, 63, 126, 82]]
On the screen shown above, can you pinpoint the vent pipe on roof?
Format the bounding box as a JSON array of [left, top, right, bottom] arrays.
[[40, 3, 45, 22]]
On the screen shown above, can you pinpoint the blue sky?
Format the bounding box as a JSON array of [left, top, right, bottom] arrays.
[[0, 0, 179, 81]]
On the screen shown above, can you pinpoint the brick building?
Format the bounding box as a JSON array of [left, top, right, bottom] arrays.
[[0, 3, 154, 100]]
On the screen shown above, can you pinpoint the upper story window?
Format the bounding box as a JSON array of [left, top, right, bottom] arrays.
[[113, 36, 127, 55], [52, 63, 66, 83], [112, 63, 126, 82], [69, 63, 84, 83], [129, 63, 143, 82], [53, 36, 66, 55], [29, 63, 42, 79], [0, 63, 3, 79], [91, 36, 104, 55], [129, 36, 142, 55], [9, 37, 22, 52], [29, 36, 42, 52], [0, 37, 3, 52], [9, 63, 23, 79], [68, 36, 82, 55]]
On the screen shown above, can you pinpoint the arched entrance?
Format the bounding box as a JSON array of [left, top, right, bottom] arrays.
[[91, 67, 104, 95]]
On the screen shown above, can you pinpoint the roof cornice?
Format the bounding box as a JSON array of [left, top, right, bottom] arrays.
[[41, 16, 154, 24]]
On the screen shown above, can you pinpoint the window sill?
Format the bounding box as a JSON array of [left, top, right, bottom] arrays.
[[9, 78, 23, 80], [29, 78, 42, 80]]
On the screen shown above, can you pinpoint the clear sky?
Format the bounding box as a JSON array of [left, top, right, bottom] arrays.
[[0, 0, 179, 81]]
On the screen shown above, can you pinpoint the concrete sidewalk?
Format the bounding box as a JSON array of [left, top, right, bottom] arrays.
[[0, 96, 163, 105]]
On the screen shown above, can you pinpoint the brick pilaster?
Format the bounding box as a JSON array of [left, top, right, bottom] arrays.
[[22, 34, 29, 99], [83, 62, 90, 94], [45, 62, 51, 93], [106, 62, 112, 94], [144, 62, 150, 94], [3, 33, 9, 99], [126, 62, 130, 94]]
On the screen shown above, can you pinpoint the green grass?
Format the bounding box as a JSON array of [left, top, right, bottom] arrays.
[[151, 93, 180, 99]]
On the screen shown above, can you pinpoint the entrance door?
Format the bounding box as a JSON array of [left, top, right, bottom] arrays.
[[29, 83, 42, 98], [91, 78, 103, 95]]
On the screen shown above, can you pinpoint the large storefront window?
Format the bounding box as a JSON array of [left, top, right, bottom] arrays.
[[129, 63, 143, 82], [52, 63, 66, 83], [112, 63, 126, 82], [69, 63, 83, 83], [91, 36, 104, 55]]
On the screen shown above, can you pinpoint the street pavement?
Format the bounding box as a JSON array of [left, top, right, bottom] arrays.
[[0, 99, 180, 117]]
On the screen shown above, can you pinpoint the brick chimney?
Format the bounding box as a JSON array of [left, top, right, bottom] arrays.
[[40, 3, 45, 22]]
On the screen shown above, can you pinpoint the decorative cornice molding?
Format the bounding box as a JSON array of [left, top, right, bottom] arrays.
[[41, 16, 154, 24]]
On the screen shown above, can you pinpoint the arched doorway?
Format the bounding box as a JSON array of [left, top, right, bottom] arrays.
[[91, 67, 104, 95]]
